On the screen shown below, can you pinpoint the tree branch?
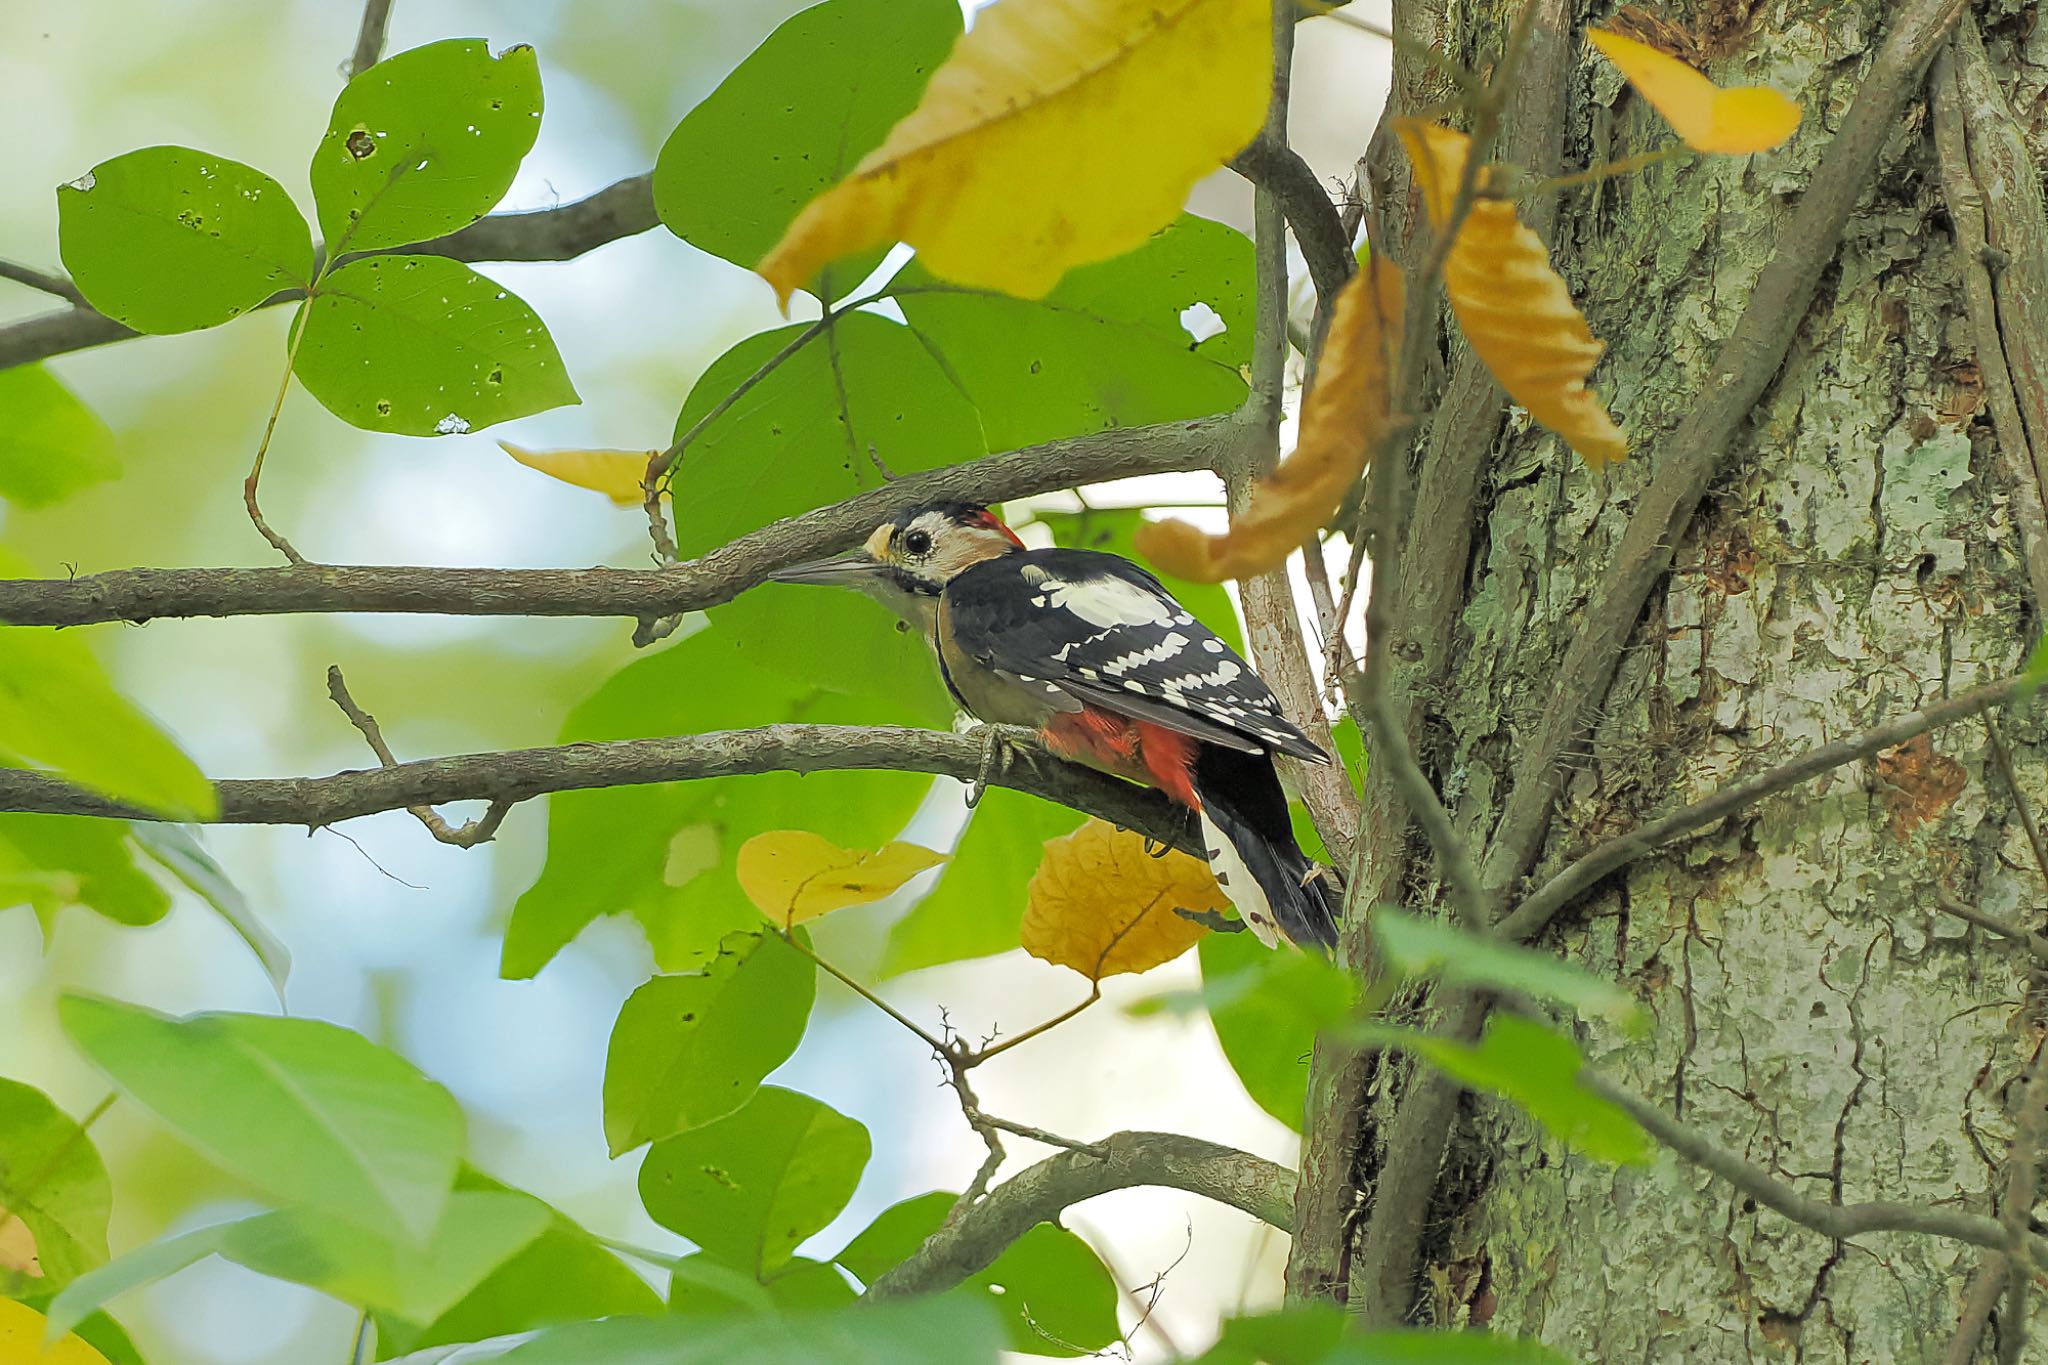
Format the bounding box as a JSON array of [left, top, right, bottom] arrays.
[[1474, 0, 1971, 904], [0, 723, 1196, 853], [864, 1131, 1295, 1299], [1231, 136, 1354, 306], [0, 175, 659, 373], [0, 412, 1256, 628], [1499, 676, 2026, 943], [346, 0, 395, 80], [1584, 1070, 2048, 1263]]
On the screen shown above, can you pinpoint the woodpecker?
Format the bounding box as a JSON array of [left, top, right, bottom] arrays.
[[770, 502, 1341, 951]]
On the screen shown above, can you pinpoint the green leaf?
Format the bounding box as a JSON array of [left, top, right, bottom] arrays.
[[837, 1192, 1119, 1356], [502, 634, 932, 979], [894, 214, 1253, 448], [2022, 633, 2048, 700], [672, 312, 984, 708], [0, 816, 170, 936], [653, 0, 961, 298], [211, 1192, 548, 1325], [638, 1086, 869, 1278], [1371, 909, 1642, 1028], [1365, 1014, 1653, 1166], [882, 789, 1083, 976], [671, 1254, 856, 1316], [1190, 1304, 1348, 1364], [130, 825, 290, 997], [310, 39, 542, 254], [56, 146, 312, 333], [294, 254, 577, 436], [0, 628, 216, 819], [380, 1168, 660, 1357], [498, 1296, 1001, 1365], [0, 1079, 111, 1290], [48, 1195, 548, 1342], [1178, 933, 1355, 1131], [603, 930, 816, 1155], [0, 366, 119, 507], [45, 1224, 226, 1341], [57, 995, 464, 1242]]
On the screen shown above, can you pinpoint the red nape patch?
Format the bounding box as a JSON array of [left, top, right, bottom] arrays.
[[1042, 708, 1201, 810], [974, 508, 1026, 548]]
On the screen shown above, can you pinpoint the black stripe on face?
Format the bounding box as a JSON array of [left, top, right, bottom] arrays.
[[887, 566, 942, 597]]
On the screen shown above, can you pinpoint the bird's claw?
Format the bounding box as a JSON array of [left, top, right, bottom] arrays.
[[965, 723, 1037, 809]]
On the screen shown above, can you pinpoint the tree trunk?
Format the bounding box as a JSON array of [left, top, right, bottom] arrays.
[[1293, 2, 2048, 1358]]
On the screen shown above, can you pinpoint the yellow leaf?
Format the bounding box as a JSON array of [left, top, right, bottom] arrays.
[[757, 0, 1271, 305], [1587, 28, 1801, 155], [1396, 120, 1627, 468], [737, 832, 949, 928], [0, 1210, 39, 1278], [498, 441, 661, 507], [1021, 819, 1222, 979], [1138, 257, 1405, 582], [0, 1299, 112, 1365]]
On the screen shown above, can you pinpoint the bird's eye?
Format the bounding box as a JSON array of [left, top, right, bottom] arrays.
[[902, 529, 933, 556]]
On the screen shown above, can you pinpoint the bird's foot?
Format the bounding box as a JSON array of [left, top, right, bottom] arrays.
[[964, 723, 1040, 810]]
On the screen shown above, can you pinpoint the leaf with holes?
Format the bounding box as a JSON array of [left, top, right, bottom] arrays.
[[655, 0, 961, 299], [638, 1086, 870, 1278], [759, 0, 1270, 302], [294, 255, 577, 436], [602, 931, 816, 1155], [311, 39, 542, 253], [57, 146, 312, 334], [1588, 28, 1800, 155], [1139, 256, 1403, 581], [737, 833, 947, 928], [1021, 818, 1220, 980]]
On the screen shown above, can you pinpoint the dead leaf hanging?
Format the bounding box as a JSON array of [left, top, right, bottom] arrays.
[[1137, 257, 1405, 582], [1587, 28, 1801, 155], [1395, 119, 1627, 468], [737, 831, 948, 929]]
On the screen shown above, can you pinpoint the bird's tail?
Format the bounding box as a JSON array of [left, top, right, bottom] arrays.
[[1190, 745, 1341, 952]]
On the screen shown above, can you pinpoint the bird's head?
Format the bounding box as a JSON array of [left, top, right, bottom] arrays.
[[769, 502, 1024, 618]]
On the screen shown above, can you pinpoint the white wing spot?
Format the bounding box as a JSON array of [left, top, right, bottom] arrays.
[[1202, 638, 1226, 654], [1040, 574, 1175, 628]]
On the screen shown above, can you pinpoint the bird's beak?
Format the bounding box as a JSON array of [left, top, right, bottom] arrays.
[[768, 549, 887, 586]]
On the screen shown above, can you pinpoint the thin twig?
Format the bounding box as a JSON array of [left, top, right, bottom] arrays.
[[324, 666, 511, 846], [243, 306, 315, 564], [1988, 713, 2048, 891], [1583, 1070, 2048, 1262], [0, 261, 85, 306], [1503, 677, 2029, 942], [775, 929, 947, 1055], [1934, 889, 2048, 967], [0, 411, 1259, 629], [1942, 1255, 2009, 1365], [1996, 1035, 2048, 1365], [965, 986, 1101, 1064], [345, 0, 395, 80]]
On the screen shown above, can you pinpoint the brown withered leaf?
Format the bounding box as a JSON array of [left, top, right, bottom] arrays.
[[1136, 256, 1404, 582], [1020, 819, 1224, 979], [1874, 735, 1967, 838], [1395, 119, 1628, 468], [0, 1210, 40, 1278]]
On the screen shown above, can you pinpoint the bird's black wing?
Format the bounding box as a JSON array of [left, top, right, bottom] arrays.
[[944, 548, 1328, 762]]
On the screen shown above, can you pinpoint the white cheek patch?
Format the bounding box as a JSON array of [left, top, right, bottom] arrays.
[[1201, 810, 1281, 948], [1032, 574, 1174, 628]]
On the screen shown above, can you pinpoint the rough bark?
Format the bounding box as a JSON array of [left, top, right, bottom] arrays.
[[1300, 1, 2048, 1358]]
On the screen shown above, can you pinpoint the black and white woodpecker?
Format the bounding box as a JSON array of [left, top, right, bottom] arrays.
[[770, 502, 1342, 951]]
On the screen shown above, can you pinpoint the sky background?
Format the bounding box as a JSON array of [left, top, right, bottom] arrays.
[[0, 2, 1391, 1360]]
